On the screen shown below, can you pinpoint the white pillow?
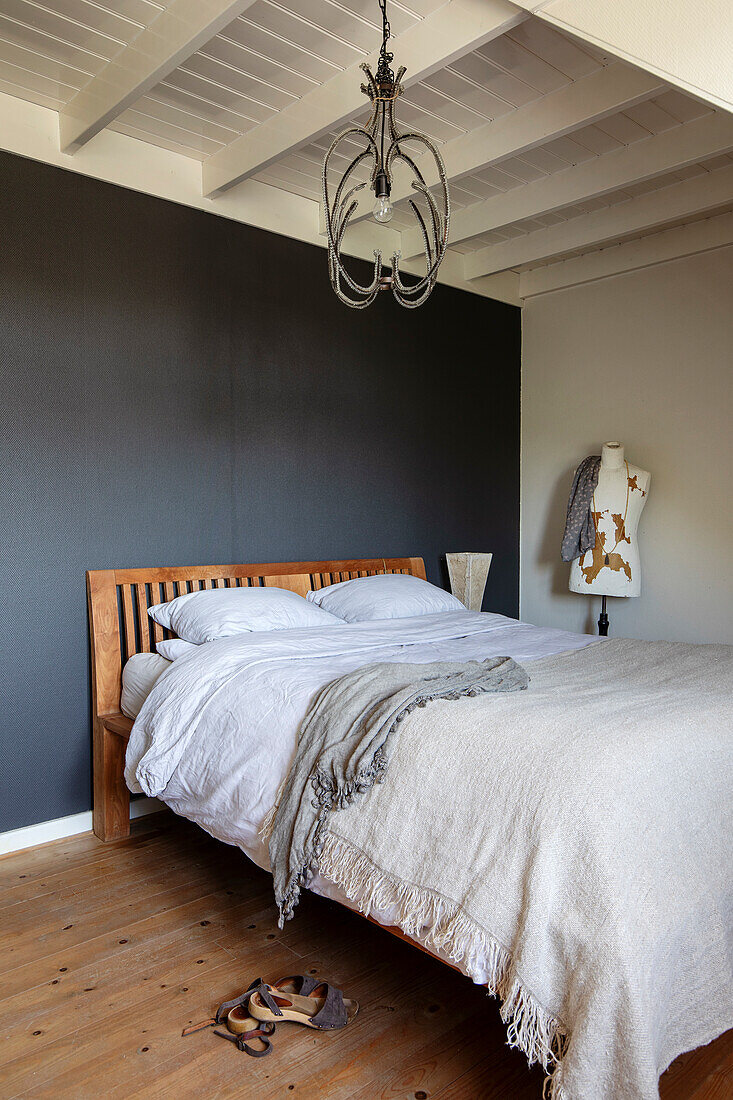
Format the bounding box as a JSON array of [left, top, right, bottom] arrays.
[[121, 653, 171, 719], [306, 573, 464, 622], [157, 638, 198, 661], [148, 586, 344, 644]]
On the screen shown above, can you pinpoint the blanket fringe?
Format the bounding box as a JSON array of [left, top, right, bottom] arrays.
[[259, 777, 287, 842], [319, 833, 568, 1095]]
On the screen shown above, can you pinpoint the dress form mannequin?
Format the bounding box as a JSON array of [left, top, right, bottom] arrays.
[[569, 443, 650, 624]]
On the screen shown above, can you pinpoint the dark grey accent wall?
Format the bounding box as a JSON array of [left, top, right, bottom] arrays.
[[0, 151, 520, 833]]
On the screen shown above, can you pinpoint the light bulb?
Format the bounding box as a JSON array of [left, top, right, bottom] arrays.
[[373, 194, 394, 224]]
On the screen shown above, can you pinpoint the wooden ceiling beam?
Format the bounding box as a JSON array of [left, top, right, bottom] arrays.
[[59, 0, 259, 153], [349, 62, 664, 228], [402, 110, 733, 257], [510, 0, 733, 114], [519, 210, 733, 297], [201, 0, 527, 197], [463, 162, 733, 278]]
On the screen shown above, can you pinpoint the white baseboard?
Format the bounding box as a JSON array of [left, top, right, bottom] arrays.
[[0, 798, 165, 856]]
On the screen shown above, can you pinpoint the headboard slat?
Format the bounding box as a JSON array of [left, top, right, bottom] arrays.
[[121, 585, 135, 661], [135, 584, 150, 652]]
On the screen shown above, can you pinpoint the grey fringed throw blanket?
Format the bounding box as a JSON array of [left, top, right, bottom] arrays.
[[267, 639, 733, 1100], [268, 656, 528, 925]]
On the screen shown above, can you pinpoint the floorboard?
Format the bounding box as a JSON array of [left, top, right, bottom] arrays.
[[1, 814, 729, 1099]]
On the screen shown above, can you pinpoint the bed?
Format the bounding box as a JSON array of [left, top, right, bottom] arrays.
[[87, 557, 732, 1100]]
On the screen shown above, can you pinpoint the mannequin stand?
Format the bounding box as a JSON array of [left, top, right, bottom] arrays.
[[598, 595, 609, 637]]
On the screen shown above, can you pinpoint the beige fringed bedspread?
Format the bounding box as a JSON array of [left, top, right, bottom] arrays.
[[315, 639, 733, 1099]]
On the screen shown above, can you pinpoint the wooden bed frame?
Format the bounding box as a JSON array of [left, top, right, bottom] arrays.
[[86, 557, 426, 842], [86, 558, 733, 1083]]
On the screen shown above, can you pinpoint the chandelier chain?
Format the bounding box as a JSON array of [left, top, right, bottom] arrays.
[[376, 0, 393, 82]]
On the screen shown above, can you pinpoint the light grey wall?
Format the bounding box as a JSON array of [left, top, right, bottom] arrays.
[[520, 245, 733, 643]]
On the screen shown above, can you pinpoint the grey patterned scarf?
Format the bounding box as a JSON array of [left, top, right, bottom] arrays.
[[561, 455, 601, 562]]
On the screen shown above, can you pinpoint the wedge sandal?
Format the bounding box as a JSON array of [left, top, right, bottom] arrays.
[[212, 974, 322, 1024], [182, 974, 337, 1055], [248, 979, 359, 1031]]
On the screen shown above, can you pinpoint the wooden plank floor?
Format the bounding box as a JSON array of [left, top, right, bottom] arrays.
[[1, 814, 730, 1099]]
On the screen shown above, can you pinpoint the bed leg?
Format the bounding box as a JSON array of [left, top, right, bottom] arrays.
[[93, 722, 130, 842]]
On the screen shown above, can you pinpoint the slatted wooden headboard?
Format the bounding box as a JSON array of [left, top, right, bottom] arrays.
[[87, 557, 426, 841]]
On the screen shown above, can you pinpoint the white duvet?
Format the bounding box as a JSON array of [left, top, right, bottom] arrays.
[[126, 610, 593, 978]]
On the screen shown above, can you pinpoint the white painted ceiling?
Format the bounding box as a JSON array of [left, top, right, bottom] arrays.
[[0, 0, 731, 294]]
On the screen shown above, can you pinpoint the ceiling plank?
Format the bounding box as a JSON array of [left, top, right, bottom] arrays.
[[519, 210, 733, 297], [464, 162, 733, 278], [403, 110, 733, 256], [202, 0, 527, 196], [59, 0, 260, 153], [349, 62, 664, 227]]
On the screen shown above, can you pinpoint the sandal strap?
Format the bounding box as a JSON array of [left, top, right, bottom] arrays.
[[181, 1017, 216, 1037], [249, 979, 286, 1018], [308, 982, 348, 1030], [214, 977, 260, 1025], [241, 1034, 274, 1058], [214, 1026, 274, 1057], [273, 973, 320, 998]]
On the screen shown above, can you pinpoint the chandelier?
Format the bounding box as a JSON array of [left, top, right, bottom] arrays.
[[322, 0, 450, 309]]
